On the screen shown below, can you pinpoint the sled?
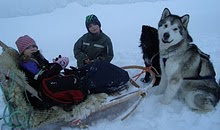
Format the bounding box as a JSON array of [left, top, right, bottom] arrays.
[[0, 41, 156, 129]]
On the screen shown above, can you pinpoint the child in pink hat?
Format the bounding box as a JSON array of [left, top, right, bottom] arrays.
[[15, 35, 76, 110], [16, 35, 69, 69]]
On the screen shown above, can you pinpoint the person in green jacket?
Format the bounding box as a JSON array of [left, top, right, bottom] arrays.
[[73, 14, 114, 68]]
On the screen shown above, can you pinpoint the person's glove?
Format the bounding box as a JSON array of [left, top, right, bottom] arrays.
[[53, 55, 69, 69]]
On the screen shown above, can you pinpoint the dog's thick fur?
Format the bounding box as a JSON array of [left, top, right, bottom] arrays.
[[155, 8, 220, 112], [139, 25, 161, 85]]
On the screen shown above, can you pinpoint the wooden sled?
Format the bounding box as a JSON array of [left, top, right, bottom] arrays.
[[0, 41, 156, 129]]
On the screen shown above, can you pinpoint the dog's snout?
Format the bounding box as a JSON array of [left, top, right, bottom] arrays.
[[163, 32, 170, 40]]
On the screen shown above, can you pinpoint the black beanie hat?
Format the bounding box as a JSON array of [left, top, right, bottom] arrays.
[[85, 14, 101, 31]]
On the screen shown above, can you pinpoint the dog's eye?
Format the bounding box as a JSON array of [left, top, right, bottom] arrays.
[[173, 28, 178, 31], [164, 24, 168, 28]]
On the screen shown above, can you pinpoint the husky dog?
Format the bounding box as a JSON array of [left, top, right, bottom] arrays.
[[139, 25, 161, 86], [155, 8, 220, 112]]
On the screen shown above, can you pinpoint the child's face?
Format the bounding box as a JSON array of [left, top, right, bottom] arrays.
[[88, 23, 100, 34], [23, 45, 38, 57]]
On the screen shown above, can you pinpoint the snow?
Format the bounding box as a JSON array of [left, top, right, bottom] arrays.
[[0, 0, 220, 130]]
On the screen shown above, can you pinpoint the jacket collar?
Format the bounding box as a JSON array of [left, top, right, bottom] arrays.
[[88, 30, 103, 41]]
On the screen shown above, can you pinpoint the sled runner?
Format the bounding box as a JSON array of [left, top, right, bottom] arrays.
[[0, 41, 156, 129]]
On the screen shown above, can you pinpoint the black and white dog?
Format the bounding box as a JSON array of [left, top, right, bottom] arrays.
[[139, 25, 161, 86], [155, 8, 220, 112]]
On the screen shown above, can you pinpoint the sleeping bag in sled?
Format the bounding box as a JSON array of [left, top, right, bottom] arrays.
[[81, 60, 130, 94], [40, 60, 129, 109], [40, 74, 88, 109]]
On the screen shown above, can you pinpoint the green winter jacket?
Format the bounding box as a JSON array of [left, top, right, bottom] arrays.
[[74, 32, 114, 68]]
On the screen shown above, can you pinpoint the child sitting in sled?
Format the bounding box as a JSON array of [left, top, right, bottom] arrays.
[[16, 35, 88, 110], [15, 35, 129, 111]]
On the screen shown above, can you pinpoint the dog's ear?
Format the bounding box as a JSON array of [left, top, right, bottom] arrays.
[[161, 8, 171, 20], [181, 14, 190, 28]]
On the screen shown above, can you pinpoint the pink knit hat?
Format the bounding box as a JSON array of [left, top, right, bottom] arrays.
[[15, 35, 38, 54]]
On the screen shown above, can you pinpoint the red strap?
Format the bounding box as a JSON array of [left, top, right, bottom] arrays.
[[132, 67, 150, 81]]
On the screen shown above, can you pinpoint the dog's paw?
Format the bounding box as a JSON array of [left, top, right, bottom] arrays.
[[193, 94, 216, 112], [202, 99, 215, 111], [160, 97, 172, 105], [154, 89, 163, 95], [154, 86, 165, 95]]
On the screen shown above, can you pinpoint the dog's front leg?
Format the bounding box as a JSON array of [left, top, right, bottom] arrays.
[[155, 60, 167, 95], [160, 77, 182, 104], [155, 73, 167, 95]]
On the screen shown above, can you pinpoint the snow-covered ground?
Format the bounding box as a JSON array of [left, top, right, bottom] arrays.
[[0, 0, 220, 129]]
